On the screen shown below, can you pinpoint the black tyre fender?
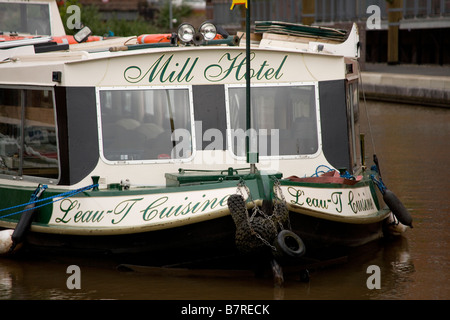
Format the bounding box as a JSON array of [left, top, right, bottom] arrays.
[[273, 230, 306, 258]]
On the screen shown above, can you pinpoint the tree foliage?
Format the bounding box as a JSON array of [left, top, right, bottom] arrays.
[[58, 0, 193, 37]]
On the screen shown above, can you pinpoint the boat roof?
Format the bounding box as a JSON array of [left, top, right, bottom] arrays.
[[0, 24, 359, 68], [0, 0, 360, 87]]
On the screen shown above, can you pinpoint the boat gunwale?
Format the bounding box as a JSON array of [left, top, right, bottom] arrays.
[[0, 202, 391, 236], [0, 173, 390, 235]]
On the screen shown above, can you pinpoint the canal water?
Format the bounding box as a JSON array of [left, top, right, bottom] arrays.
[[0, 100, 449, 301]]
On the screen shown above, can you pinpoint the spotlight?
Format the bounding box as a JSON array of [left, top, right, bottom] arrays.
[[199, 22, 217, 41], [177, 23, 195, 43]]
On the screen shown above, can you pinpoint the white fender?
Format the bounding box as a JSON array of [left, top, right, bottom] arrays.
[[0, 229, 14, 255], [386, 214, 407, 236]]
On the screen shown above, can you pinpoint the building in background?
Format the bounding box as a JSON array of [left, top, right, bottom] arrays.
[[207, 0, 450, 66], [77, 0, 206, 22], [78, 0, 143, 20]]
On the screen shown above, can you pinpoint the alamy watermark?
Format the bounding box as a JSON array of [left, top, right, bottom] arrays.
[[366, 265, 381, 289], [159, 123, 282, 170], [64, 264, 381, 291], [366, 5, 382, 30], [66, 5, 82, 30], [66, 265, 81, 290], [65, 4, 382, 31]]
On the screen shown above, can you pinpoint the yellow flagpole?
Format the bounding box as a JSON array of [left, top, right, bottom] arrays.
[[230, 0, 248, 10]]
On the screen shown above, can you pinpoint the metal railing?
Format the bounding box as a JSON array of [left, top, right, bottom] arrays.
[[403, 0, 450, 18], [210, 0, 450, 26], [212, 0, 305, 25], [315, 0, 388, 22]]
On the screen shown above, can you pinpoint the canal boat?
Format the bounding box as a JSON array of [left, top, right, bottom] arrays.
[[0, 0, 412, 269]]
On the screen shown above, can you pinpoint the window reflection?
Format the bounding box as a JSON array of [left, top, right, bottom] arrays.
[[0, 3, 51, 35], [99, 88, 192, 161], [228, 85, 318, 157], [0, 88, 58, 179], [0, 89, 21, 176], [346, 81, 361, 171]]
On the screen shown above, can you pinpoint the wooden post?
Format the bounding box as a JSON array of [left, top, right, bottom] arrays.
[[240, 4, 246, 30], [302, 0, 315, 25], [387, 0, 403, 64]]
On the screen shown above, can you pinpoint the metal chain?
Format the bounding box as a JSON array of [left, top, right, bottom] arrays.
[[236, 179, 277, 251], [253, 230, 277, 251], [272, 177, 292, 231]]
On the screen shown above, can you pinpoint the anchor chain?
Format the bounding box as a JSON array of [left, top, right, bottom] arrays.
[[272, 178, 292, 231], [235, 179, 277, 251]]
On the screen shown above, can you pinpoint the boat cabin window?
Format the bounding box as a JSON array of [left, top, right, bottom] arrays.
[[0, 87, 59, 180], [98, 88, 193, 162], [227, 84, 319, 158], [0, 2, 51, 36]]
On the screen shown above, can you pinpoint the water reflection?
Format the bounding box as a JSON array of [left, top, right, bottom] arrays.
[[0, 258, 91, 300], [361, 101, 449, 300]]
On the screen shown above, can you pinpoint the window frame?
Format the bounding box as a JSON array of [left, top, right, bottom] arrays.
[[96, 85, 196, 165], [225, 82, 322, 161], [0, 85, 60, 183], [0, 2, 52, 36]]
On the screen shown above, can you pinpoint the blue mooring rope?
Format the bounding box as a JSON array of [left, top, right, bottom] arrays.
[[312, 165, 355, 180], [369, 164, 387, 194], [370, 175, 387, 194], [0, 183, 99, 219], [311, 165, 334, 177]]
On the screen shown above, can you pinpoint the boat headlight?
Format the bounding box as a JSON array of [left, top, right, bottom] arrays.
[[177, 23, 195, 43], [199, 22, 217, 41]]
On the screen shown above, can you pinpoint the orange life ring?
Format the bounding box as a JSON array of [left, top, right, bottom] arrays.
[[85, 36, 103, 43], [52, 35, 103, 45], [212, 34, 224, 40], [137, 34, 172, 44]]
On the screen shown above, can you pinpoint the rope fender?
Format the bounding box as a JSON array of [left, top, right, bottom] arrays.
[[228, 179, 305, 259]]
